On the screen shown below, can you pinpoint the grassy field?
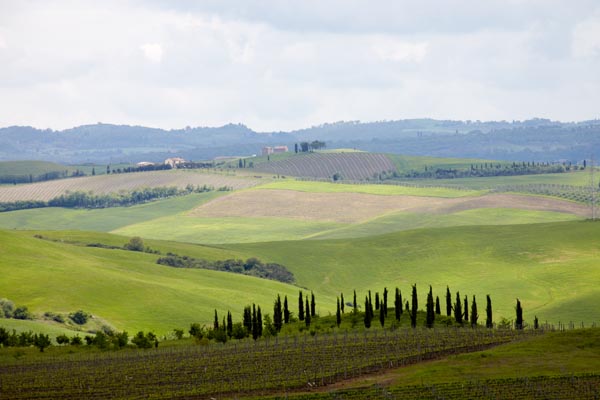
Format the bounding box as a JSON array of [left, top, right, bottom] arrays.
[[0, 191, 224, 231], [255, 179, 485, 197], [0, 318, 85, 341], [386, 154, 502, 173], [226, 220, 600, 325], [0, 230, 301, 335], [0, 160, 72, 177], [413, 170, 592, 188], [310, 208, 581, 239]]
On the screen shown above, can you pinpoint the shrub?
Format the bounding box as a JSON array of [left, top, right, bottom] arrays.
[[173, 328, 184, 340], [0, 298, 15, 318], [13, 306, 32, 320], [70, 336, 82, 346], [124, 237, 145, 252], [56, 334, 70, 345], [69, 310, 90, 325], [132, 331, 157, 349]]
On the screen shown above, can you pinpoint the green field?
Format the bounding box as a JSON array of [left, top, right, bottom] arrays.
[[0, 230, 301, 335], [414, 170, 592, 188], [255, 179, 484, 197], [386, 154, 502, 173], [0, 160, 72, 177], [310, 208, 580, 240], [226, 220, 600, 325], [0, 191, 224, 231]]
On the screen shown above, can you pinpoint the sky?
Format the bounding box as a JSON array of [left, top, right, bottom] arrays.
[[0, 0, 599, 131]]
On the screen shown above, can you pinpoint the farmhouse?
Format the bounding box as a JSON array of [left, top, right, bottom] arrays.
[[164, 157, 186, 168], [136, 161, 155, 167], [261, 146, 288, 156]]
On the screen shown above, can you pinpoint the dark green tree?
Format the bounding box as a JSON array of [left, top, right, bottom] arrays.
[[486, 295, 493, 328], [340, 293, 345, 313], [243, 306, 252, 332], [257, 306, 263, 337], [426, 285, 435, 328], [410, 284, 418, 328], [252, 304, 259, 340], [213, 309, 219, 330], [368, 290, 373, 318], [283, 296, 290, 323], [298, 291, 304, 321], [273, 295, 283, 332], [34, 333, 51, 352], [515, 299, 523, 329], [379, 301, 385, 327], [310, 291, 316, 317], [395, 287, 402, 321], [304, 299, 311, 327], [470, 295, 478, 327], [383, 287, 388, 317], [446, 286, 452, 317], [336, 298, 341, 327], [464, 296, 469, 322], [435, 296, 441, 315], [353, 290, 358, 314], [375, 292, 380, 310], [534, 315, 539, 330], [454, 292, 463, 324], [364, 296, 372, 328], [227, 311, 233, 337]]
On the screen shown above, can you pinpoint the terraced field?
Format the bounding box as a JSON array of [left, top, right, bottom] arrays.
[[0, 170, 263, 202], [253, 152, 397, 180]]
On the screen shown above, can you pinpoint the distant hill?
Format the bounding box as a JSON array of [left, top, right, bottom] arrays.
[[1, 118, 599, 163]]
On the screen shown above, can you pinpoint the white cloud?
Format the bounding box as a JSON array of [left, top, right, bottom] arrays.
[[371, 38, 428, 63], [572, 11, 600, 57], [140, 43, 164, 63]]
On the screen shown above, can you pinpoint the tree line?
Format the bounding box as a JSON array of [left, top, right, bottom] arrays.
[[157, 255, 295, 284], [0, 184, 229, 212]]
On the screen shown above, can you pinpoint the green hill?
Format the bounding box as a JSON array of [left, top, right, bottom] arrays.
[[0, 230, 300, 335], [225, 220, 600, 325]]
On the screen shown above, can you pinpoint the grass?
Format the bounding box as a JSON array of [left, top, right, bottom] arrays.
[[0, 191, 224, 231], [310, 208, 581, 239], [0, 230, 301, 335], [413, 170, 592, 189], [254, 180, 485, 197], [225, 220, 600, 325], [0, 319, 84, 340], [113, 216, 344, 244], [386, 154, 503, 174], [386, 328, 600, 386], [0, 160, 72, 177]]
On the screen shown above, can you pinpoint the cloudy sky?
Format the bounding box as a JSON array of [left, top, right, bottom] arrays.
[[0, 0, 599, 131]]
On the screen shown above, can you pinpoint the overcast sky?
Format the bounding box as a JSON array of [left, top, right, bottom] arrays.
[[0, 0, 599, 131]]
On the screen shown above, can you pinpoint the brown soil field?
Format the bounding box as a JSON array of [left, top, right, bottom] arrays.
[[189, 190, 589, 223], [0, 171, 263, 202]]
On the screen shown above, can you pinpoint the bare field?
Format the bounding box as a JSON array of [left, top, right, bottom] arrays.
[[0, 171, 263, 202], [189, 190, 589, 223]]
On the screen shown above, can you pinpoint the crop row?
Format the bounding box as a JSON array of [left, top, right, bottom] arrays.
[[495, 184, 599, 204], [0, 328, 536, 399], [254, 153, 397, 180], [0, 171, 262, 202], [267, 374, 600, 400]]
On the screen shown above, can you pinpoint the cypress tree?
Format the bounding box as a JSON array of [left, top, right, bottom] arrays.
[[368, 291, 373, 315], [257, 306, 263, 337], [252, 304, 258, 340], [340, 293, 345, 313], [383, 287, 388, 317], [283, 296, 290, 324], [515, 299, 523, 329], [410, 284, 418, 328], [534, 315, 539, 330], [446, 286, 452, 317], [405, 300, 409, 312], [227, 311, 233, 337], [310, 291, 316, 317], [426, 286, 435, 328], [298, 291, 304, 321], [394, 287, 402, 321], [464, 296, 469, 322], [243, 306, 252, 332], [353, 290, 357, 314], [486, 295, 493, 328], [336, 298, 341, 327], [435, 296, 441, 315], [364, 296, 371, 328], [379, 301, 385, 327], [375, 292, 380, 310], [454, 292, 463, 324], [274, 295, 283, 332], [470, 295, 478, 327], [214, 310, 219, 330], [305, 299, 311, 327]]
